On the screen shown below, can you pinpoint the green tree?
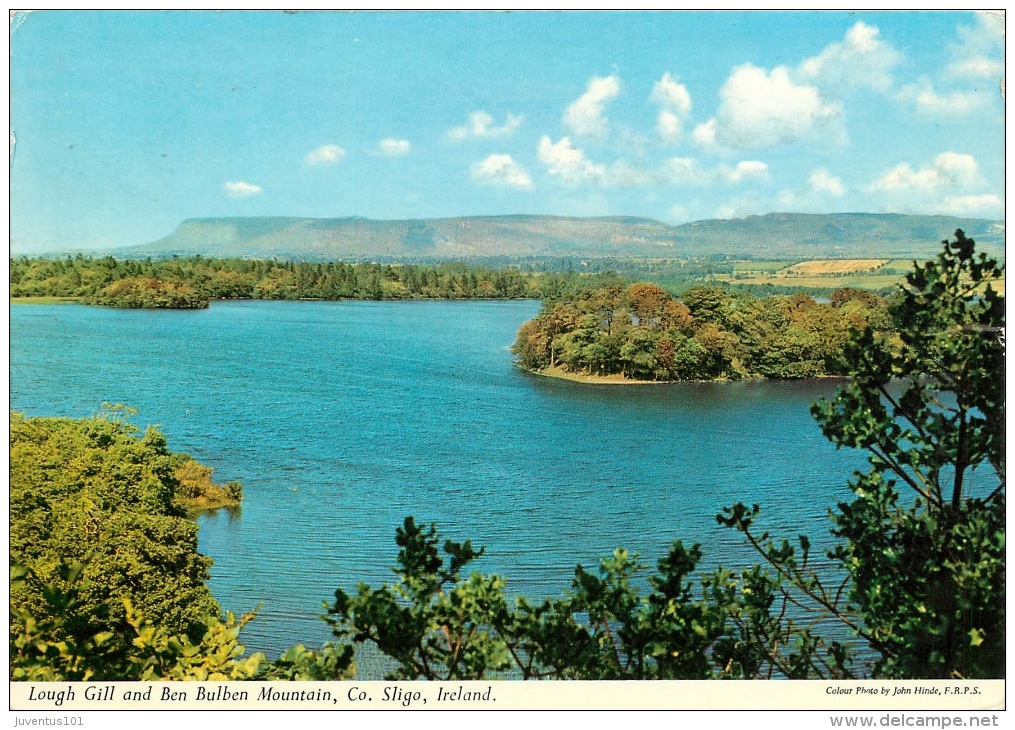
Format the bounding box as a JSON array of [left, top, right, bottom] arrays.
[[722, 230, 1005, 678], [10, 410, 220, 644], [326, 517, 516, 680]]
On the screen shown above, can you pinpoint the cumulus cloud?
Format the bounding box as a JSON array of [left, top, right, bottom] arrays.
[[863, 151, 1001, 217], [797, 21, 901, 92], [720, 160, 768, 184], [711, 64, 841, 149], [955, 11, 1005, 55], [223, 181, 263, 199], [890, 14, 1003, 115], [776, 168, 847, 211], [304, 144, 347, 165], [869, 152, 979, 192], [651, 72, 692, 114], [897, 77, 982, 115], [563, 74, 620, 137], [940, 193, 1004, 217], [448, 111, 523, 141], [651, 73, 692, 144], [470, 154, 533, 190], [808, 168, 846, 196], [535, 134, 770, 191], [663, 157, 769, 186], [692, 119, 718, 149], [537, 136, 607, 184], [374, 138, 411, 157], [947, 57, 1006, 80]]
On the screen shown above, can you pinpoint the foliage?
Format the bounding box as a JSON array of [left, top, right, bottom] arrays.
[[124, 599, 265, 681], [87, 276, 209, 308], [10, 562, 121, 681], [172, 455, 243, 514], [8, 409, 349, 682], [259, 643, 355, 681], [326, 517, 514, 680], [817, 229, 1004, 678], [10, 558, 277, 681], [10, 409, 223, 645], [513, 281, 892, 381], [324, 517, 857, 680], [10, 254, 591, 303], [721, 230, 1005, 679]]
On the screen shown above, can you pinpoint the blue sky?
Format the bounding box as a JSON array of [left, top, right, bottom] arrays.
[[9, 10, 1006, 253]]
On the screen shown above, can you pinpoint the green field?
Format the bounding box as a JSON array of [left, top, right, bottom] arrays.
[[733, 260, 793, 273], [715, 272, 906, 291]]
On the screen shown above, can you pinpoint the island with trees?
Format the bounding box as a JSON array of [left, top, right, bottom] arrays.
[[513, 281, 893, 382]]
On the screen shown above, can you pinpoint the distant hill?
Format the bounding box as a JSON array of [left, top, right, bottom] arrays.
[[117, 213, 1004, 262]]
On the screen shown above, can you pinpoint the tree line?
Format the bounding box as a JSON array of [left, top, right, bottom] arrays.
[[9, 232, 1004, 681], [10, 255, 625, 307]]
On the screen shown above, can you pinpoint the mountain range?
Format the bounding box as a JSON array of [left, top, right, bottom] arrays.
[[117, 213, 1005, 262]]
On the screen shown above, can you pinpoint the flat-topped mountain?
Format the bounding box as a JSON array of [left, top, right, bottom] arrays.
[[120, 213, 1004, 261]]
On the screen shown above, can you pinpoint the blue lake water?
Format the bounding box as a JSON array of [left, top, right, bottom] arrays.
[[10, 300, 869, 660]]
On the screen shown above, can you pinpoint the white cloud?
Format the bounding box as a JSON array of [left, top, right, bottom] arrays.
[[808, 168, 845, 196], [651, 72, 692, 144], [470, 154, 533, 190], [776, 168, 847, 211], [563, 74, 620, 138], [374, 138, 411, 157], [656, 110, 683, 145], [223, 181, 263, 199], [662, 157, 769, 187], [947, 57, 1005, 80], [692, 118, 718, 149], [535, 137, 769, 191], [890, 13, 1003, 116], [537, 136, 607, 184], [304, 144, 347, 165], [721, 160, 768, 184], [956, 11, 1005, 53], [898, 77, 982, 115], [651, 72, 692, 114], [940, 193, 1004, 217], [712, 64, 841, 149], [448, 111, 523, 141], [869, 152, 979, 192], [797, 21, 901, 93]]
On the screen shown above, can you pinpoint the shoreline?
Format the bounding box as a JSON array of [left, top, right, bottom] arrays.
[[520, 364, 848, 386], [10, 296, 82, 305], [521, 364, 713, 386]]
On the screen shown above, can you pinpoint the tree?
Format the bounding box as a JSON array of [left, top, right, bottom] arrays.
[[722, 230, 1005, 678], [9, 409, 221, 644], [323, 517, 851, 680], [325, 517, 516, 680]]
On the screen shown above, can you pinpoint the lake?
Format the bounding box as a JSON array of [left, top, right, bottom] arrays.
[[10, 300, 868, 661]]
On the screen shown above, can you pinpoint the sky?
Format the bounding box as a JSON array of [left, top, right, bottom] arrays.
[[8, 10, 1006, 254]]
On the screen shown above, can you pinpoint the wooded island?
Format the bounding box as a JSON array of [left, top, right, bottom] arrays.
[[513, 282, 892, 382]]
